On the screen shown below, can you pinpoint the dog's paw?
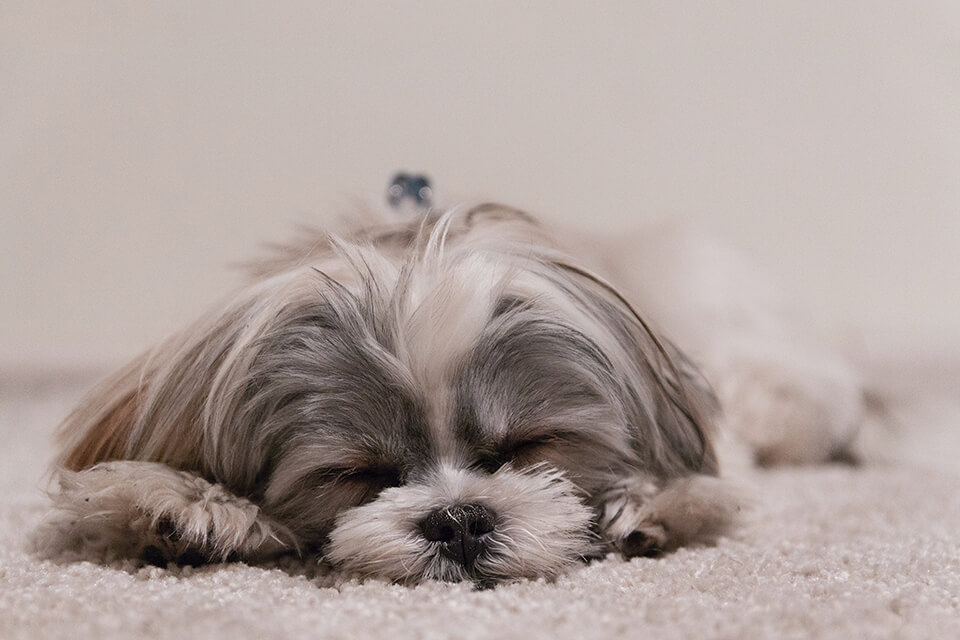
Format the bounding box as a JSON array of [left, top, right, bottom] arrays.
[[599, 474, 741, 557], [34, 461, 293, 565]]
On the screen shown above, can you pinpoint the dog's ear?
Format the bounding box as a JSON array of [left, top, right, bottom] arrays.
[[641, 336, 720, 475], [552, 261, 720, 477], [56, 296, 252, 474], [57, 341, 210, 474], [59, 358, 146, 471]]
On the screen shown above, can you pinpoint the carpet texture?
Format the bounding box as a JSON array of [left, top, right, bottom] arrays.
[[0, 364, 958, 639]]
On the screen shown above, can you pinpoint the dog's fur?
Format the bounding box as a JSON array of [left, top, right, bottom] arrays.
[[34, 203, 867, 585]]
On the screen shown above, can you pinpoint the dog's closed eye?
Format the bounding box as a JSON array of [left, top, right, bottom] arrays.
[[476, 436, 557, 473], [506, 436, 556, 461], [319, 465, 403, 492]]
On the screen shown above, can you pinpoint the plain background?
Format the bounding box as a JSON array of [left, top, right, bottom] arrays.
[[2, 1, 959, 371]]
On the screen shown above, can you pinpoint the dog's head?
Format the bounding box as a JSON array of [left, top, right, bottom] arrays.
[[59, 205, 718, 584]]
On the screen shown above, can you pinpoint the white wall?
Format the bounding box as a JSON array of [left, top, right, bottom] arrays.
[[3, 1, 959, 369]]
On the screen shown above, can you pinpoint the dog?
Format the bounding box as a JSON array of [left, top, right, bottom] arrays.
[[34, 202, 868, 585]]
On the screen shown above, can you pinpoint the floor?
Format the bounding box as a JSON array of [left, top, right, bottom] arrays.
[[0, 362, 957, 639]]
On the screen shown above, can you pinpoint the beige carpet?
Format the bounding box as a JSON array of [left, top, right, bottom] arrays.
[[1, 363, 958, 639]]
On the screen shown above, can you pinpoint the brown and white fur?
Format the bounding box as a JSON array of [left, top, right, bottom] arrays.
[[34, 203, 866, 585]]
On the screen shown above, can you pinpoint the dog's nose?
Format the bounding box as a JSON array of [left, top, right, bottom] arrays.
[[419, 503, 496, 566]]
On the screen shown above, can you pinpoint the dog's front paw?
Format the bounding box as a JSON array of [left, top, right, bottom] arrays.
[[599, 475, 741, 558], [34, 461, 292, 565], [599, 476, 666, 557], [616, 529, 667, 558]]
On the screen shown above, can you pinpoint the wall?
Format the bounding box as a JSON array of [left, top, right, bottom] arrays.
[[3, 1, 959, 369]]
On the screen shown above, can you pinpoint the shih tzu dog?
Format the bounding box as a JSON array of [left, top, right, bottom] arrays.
[[35, 201, 868, 585]]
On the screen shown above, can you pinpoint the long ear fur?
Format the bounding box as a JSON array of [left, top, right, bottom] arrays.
[[56, 336, 214, 475], [55, 283, 265, 476], [58, 357, 147, 471], [552, 261, 720, 477], [55, 259, 369, 487]]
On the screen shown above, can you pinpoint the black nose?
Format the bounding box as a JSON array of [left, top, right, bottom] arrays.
[[419, 503, 496, 566]]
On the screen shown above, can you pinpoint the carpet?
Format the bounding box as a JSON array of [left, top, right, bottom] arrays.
[[1, 362, 958, 639]]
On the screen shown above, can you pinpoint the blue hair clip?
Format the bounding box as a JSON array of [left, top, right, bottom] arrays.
[[387, 172, 433, 211]]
